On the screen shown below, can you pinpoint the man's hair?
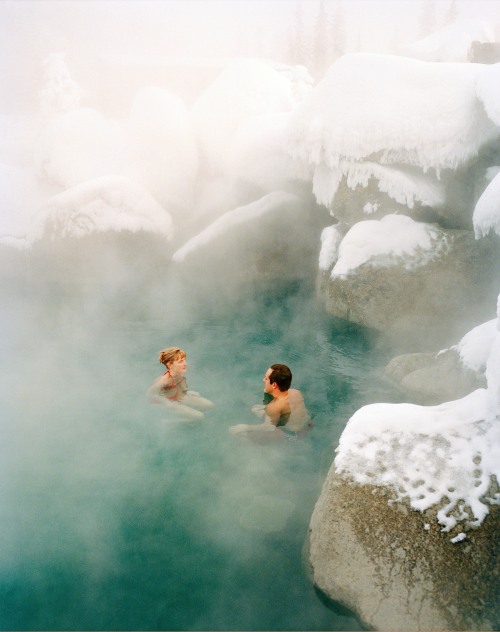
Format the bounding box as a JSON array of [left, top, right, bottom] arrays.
[[269, 364, 292, 392]]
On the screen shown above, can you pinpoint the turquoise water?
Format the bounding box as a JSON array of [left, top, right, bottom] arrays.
[[0, 266, 397, 630]]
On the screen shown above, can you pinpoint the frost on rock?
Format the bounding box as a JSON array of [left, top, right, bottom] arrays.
[[327, 214, 449, 278], [286, 53, 500, 208], [312, 160, 446, 210], [27, 175, 174, 246]]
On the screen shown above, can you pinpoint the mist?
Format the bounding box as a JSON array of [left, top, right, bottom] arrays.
[[1, 0, 500, 629]]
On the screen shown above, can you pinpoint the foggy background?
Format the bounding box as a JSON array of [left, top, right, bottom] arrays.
[[2, 0, 500, 118]]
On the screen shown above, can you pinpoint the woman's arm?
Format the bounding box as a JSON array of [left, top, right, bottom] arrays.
[[147, 374, 173, 405]]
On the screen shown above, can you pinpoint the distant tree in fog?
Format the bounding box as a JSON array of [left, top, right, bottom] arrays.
[[288, 1, 310, 67], [444, 0, 459, 25], [330, 0, 346, 61], [312, 0, 329, 80], [39, 52, 82, 119], [418, 0, 438, 38]]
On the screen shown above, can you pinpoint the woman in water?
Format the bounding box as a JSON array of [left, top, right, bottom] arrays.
[[148, 347, 214, 421]]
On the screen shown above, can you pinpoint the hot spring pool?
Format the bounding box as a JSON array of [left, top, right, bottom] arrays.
[[0, 271, 398, 630]]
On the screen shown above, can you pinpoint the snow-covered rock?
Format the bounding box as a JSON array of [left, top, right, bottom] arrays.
[[285, 53, 500, 226], [317, 216, 500, 346], [27, 175, 174, 246], [308, 296, 500, 630]]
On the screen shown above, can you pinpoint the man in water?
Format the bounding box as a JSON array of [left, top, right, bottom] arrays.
[[229, 363, 312, 438]]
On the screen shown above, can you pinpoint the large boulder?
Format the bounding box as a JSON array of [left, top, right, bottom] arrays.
[[172, 189, 329, 293], [317, 228, 499, 349], [308, 472, 499, 631], [384, 349, 484, 405]]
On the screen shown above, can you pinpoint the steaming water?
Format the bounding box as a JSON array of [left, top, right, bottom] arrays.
[[0, 261, 398, 631]]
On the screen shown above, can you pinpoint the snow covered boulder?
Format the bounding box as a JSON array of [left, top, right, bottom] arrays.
[[384, 319, 496, 404], [125, 86, 198, 215], [317, 215, 500, 346], [192, 59, 311, 178], [172, 189, 327, 293], [308, 471, 499, 631], [28, 175, 174, 246], [285, 53, 500, 228], [308, 296, 500, 630], [384, 349, 483, 405], [24, 176, 175, 287]]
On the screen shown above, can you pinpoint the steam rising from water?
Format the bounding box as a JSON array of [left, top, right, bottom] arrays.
[[0, 248, 389, 629]]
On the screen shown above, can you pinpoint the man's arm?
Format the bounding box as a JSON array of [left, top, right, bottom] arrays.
[[264, 399, 283, 426], [229, 417, 275, 434], [229, 400, 283, 434]]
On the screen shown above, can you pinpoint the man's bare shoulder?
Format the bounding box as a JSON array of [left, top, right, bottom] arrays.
[[288, 388, 304, 402]]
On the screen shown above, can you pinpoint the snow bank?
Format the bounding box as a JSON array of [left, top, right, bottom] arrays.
[[335, 295, 500, 533], [27, 175, 174, 246], [172, 191, 297, 262], [473, 170, 500, 238], [324, 214, 448, 278], [286, 53, 500, 208]]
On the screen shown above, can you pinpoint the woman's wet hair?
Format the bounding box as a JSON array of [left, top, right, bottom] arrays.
[[269, 364, 292, 392], [159, 347, 186, 367]]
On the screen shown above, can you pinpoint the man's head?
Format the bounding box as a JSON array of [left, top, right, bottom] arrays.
[[264, 364, 292, 393]]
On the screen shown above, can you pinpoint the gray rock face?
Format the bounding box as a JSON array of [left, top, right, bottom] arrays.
[[317, 230, 500, 348], [308, 471, 499, 631], [384, 349, 485, 404]]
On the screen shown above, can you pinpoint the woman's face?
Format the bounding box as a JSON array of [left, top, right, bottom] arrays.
[[168, 356, 187, 375]]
